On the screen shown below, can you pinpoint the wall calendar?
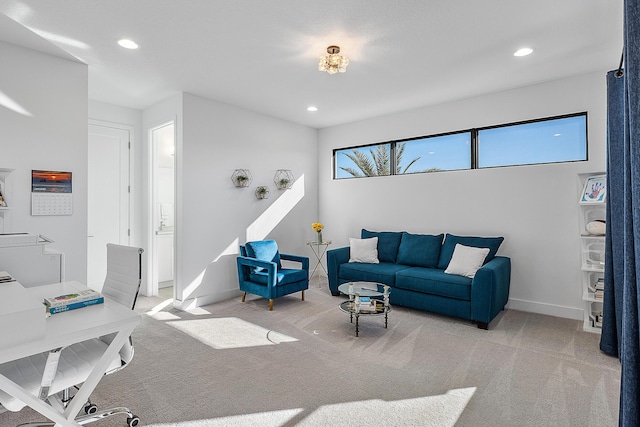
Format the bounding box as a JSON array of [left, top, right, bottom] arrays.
[[31, 170, 73, 216]]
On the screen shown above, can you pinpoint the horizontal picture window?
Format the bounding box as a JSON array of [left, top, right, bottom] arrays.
[[335, 143, 392, 178], [399, 132, 471, 174], [477, 114, 587, 168], [333, 112, 587, 179]]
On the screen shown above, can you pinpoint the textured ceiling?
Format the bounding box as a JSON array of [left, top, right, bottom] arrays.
[[0, 1, 624, 129]]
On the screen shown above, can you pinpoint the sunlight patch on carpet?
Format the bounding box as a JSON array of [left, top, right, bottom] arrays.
[[185, 307, 213, 316], [167, 317, 298, 349], [143, 408, 303, 427], [297, 387, 477, 427], [146, 298, 174, 315], [148, 311, 181, 321], [142, 387, 475, 426]]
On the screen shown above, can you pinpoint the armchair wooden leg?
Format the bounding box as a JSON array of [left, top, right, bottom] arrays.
[[269, 299, 274, 311], [241, 292, 246, 302], [301, 290, 305, 301]]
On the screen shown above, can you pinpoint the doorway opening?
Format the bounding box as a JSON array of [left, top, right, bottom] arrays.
[[150, 121, 175, 298]]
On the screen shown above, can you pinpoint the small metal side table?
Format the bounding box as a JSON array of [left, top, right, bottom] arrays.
[[306, 240, 332, 287]]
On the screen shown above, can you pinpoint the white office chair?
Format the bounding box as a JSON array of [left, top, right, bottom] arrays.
[[0, 244, 144, 427]]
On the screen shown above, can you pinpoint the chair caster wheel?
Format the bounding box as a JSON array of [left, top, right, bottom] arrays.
[[84, 403, 98, 414], [127, 415, 141, 427]]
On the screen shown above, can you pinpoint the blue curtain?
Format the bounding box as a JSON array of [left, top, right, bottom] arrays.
[[599, 1, 640, 425]]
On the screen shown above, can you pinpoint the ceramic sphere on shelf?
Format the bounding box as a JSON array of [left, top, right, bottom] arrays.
[[586, 220, 606, 235]]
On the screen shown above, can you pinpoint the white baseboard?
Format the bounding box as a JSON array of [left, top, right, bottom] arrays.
[[507, 298, 583, 321], [172, 293, 584, 321], [173, 289, 241, 311]]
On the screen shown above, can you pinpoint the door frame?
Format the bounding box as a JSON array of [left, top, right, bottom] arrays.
[[147, 119, 176, 297], [87, 119, 134, 284]]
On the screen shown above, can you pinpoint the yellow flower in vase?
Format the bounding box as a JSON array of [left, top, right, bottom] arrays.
[[312, 222, 324, 243]]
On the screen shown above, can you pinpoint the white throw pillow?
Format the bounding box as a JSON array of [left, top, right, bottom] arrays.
[[349, 237, 379, 264], [444, 244, 490, 278]]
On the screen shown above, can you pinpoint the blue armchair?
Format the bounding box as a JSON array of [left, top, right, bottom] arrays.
[[237, 240, 309, 310]]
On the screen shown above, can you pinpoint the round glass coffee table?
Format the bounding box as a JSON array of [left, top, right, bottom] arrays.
[[337, 282, 391, 337]]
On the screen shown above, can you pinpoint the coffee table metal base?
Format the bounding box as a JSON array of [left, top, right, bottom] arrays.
[[338, 300, 391, 337]]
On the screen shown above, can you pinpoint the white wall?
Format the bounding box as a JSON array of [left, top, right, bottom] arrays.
[[318, 71, 608, 320], [0, 41, 88, 283], [178, 93, 318, 308]]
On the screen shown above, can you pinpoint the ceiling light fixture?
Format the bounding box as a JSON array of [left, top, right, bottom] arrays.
[[514, 47, 533, 57], [307, 106, 318, 112], [118, 39, 139, 49], [318, 45, 349, 74]]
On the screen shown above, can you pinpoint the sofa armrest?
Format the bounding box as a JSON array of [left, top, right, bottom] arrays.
[[280, 253, 309, 272], [470, 256, 511, 325], [327, 246, 350, 293]]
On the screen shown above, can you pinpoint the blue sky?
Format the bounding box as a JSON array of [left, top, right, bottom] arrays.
[[335, 115, 586, 178]]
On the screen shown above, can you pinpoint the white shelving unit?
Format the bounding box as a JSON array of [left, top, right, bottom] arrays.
[[578, 172, 606, 333], [0, 168, 14, 233]]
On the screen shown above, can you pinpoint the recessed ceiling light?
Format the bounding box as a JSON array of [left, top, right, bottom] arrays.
[[118, 39, 139, 49], [307, 106, 318, 112], [514, 47, 533, 57]]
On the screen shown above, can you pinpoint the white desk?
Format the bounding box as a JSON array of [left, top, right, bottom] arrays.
[[0, 281, 141, 427]]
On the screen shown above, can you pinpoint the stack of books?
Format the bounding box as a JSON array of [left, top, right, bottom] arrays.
[[594, 278, 605, 300], [357, 296, 378, 312], [44, 289, 104, 314]]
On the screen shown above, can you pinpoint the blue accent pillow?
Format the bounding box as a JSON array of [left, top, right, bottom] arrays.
[[361, 229, 403, 263], [245, 240, 282, 270], [437, 234, 504, 269], [396, 232, 444, 268]]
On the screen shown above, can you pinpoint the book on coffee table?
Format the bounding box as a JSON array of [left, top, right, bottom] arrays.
[[357, 297, 378, 312]]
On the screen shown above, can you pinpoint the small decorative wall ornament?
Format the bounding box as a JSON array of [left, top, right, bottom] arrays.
[[232, 169, 252, 188], [274, 169, 294, 190], [255, 186, 270, 200], [586, 220, 606, 236]]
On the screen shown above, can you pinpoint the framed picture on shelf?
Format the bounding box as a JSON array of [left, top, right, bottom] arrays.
[[580, 174, 606, 204], [0, 188, 6, 207]]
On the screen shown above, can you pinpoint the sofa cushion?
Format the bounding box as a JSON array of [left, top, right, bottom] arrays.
[[340, 262, 410, 287], [361, 229, 403, 263], [245, 240, 281, 271], [249, 268, 307, 285], [437, 234, 504, 269], [396, 267, 472, 301], [445, 244, 490, 278], [348, 237, 379, 263], [396, 232, 444, 268]]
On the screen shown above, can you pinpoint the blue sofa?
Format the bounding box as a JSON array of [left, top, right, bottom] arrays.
[[327, 229, 511, 329]]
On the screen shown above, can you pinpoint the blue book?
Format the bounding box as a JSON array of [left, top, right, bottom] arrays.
[[48, 297, 104, 314]]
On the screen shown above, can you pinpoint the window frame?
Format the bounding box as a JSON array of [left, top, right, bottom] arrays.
[[332, 112, 588, 180]]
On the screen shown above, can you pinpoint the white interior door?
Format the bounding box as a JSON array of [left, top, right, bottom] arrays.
[[87, 124, 130, 288]]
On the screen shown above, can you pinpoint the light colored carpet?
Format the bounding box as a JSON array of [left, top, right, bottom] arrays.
[[3, 282, 620, 426]]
